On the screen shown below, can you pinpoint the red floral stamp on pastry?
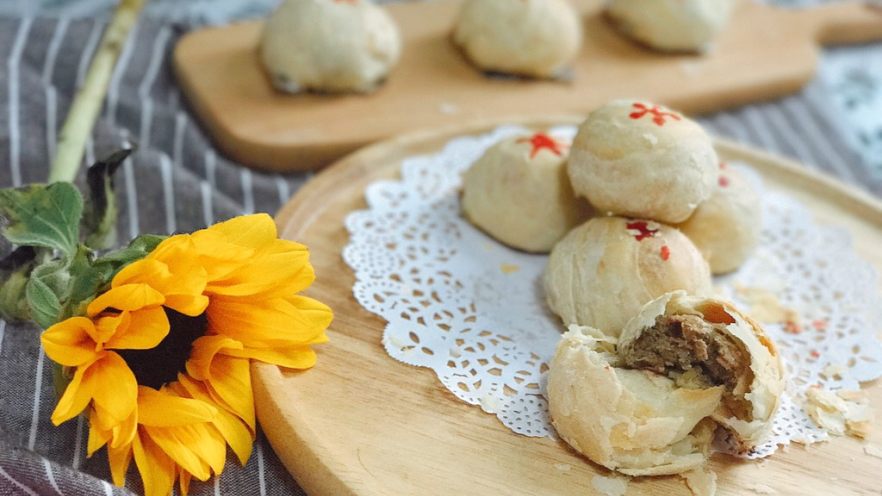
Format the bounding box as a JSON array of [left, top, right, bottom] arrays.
[[517, 133, 566, 159], [626, 220, 660, 241], [659, 245, 671, 261], [629, 102, 681, 126]]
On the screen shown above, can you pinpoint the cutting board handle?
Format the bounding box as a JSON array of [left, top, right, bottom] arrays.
[[790, 1, 882, 45]]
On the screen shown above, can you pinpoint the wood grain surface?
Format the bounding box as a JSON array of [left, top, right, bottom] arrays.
[[173, 0, 882, 172], [255, 116, 882, 496]]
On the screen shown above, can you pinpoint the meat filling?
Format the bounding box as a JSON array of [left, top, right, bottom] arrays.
[[619, 313, 754, 420]]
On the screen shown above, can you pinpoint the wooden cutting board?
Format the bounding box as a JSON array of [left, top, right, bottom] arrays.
[[173, 0, 882, 172], [255, 116, 882, 496]]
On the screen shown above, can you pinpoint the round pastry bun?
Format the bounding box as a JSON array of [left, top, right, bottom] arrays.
[[568, 99, 719, 223], [548, 325, 722, 476], [544, 216, 711, 335], [452, 0, 583, 79], [260, 0, 401, 94], [548, 291, 784, 475], [606, 0, 735, 53], [679, 165, 762, 274], [461, 133, 591, 253], [619, 291, 784, 452]]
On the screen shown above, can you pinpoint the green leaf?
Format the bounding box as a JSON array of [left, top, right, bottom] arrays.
[[61, 246, 115, 319], [82, 149, 132, 250], [26, 261, 66, 329], [0, 183, 83, 258], [96, 234, 165, 266], [0, 246, 38, 321]]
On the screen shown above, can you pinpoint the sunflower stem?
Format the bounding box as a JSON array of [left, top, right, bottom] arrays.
[[48, 0, 147, 184]]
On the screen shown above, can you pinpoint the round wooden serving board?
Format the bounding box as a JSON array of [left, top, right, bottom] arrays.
[[174, 0, 882, 172], [256, 116, 882, 496]]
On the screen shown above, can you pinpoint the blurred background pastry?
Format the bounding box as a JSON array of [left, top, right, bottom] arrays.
[[260, 0, 401, 93], [452, 0, 583, 78]]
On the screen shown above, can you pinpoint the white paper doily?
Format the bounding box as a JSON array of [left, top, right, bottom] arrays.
[[342, 125, 882, 458]]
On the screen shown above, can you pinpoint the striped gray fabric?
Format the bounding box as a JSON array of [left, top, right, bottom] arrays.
[[0, 11, 879, 496]]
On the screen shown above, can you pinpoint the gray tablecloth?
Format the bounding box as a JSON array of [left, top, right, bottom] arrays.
[[1, 11, 881, 496]]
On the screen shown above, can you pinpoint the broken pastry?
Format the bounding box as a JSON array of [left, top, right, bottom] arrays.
[[606, 0, 735, 53], [452, 0, 583, 79], [260, 0, 401, 94], [679, 166, 762, 274], [543, 216, 711, 335], [461, 132, 591, 253], [548, 325, 723, 476], [567, 100, 719, 223], [548, 291, 784, 476], [618, 291, 784, 451]]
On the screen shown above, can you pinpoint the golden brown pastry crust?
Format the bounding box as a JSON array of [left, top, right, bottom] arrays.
[[567, 100, 719, 223], [679, 167, 762, 274], [543, 217, 711, 335], [461, 133, 591, 253]]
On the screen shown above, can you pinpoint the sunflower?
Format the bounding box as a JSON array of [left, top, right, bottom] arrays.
[[40, 213, 332, 496]]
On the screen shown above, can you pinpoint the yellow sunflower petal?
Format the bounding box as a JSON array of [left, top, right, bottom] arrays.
[[143, 425, 213, 481], [109, 408, 139, 449], [137, 386, 216, 427], [222, 345, 318, 370], [86, 410, 110, 456], [112, 258, 172, 288], [110, 253, 209, 317], [89, 352, 138, 424], [162, 294, 210, 317], [176, 374, 254, 465], [204, 213, 278, 249], [103, 307, 170, 350], [145, 233, 193, 262], [41, 317, 99, 366], [132, 432, 177, 496], [204, 241, 313, 298], [51, 357, 98, 425], [185, 335, 243, 382], [87, 284, 164, 317], [204, 355, 255, 430], [107, 442, 133, 487], [94, 311, 130, 344], [194, 425, 226, 476], [178, 469, 191, 496], [188, 230, 255, 281], [145, 247, 209, 316], [207, 295, 332, 348]]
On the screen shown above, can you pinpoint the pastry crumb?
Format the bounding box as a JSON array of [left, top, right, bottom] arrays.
[[805, 387, 872, 439], [499, 263, 520, 274], [864, 444, 882, 460], [553, 463, 571, 472], [591, 474, 628, 496], [479, 394, 500, 413], [747, 483, 777, 494], [683, 468, 717, 496], [820, 363, 847, 380]]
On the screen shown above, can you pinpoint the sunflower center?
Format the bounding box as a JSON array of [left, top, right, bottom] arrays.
[[117, 309, 207, 389]]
